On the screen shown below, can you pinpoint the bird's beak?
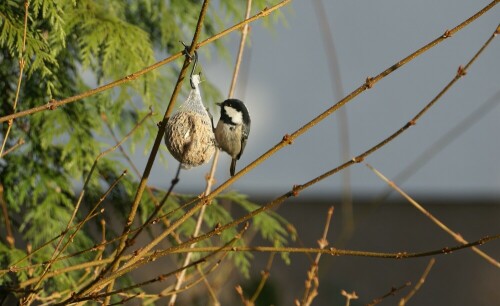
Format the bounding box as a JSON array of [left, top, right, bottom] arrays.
[[216, 102, 222, 107]]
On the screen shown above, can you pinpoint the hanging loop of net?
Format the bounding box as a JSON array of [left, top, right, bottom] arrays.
[[165, 75, 216, 168]]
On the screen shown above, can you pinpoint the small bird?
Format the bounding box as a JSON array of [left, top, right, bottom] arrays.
[[214, 99, 251, 176]]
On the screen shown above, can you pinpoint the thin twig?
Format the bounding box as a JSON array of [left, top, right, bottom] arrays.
[[250, 252, 276, 303], [228, 0, 253, 97], [197, 265, 221, 306], [366, 163, 499, 268], [93, 219, 107, 277], [399, 258, 436, 306], [365, 282, 411, 306], [103, 117, 143, 180], [0, 138, 25, 158], [107, 293, 140, 306]]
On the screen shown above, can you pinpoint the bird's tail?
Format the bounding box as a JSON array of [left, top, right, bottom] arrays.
[[230, 158, 237, 176]]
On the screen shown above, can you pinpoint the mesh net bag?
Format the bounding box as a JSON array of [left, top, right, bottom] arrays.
[[164, 75, 215, 168]]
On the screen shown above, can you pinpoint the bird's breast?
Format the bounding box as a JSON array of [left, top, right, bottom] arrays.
[[215, 122, 242, 158]]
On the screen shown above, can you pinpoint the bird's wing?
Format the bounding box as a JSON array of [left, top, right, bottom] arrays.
[[236, 124, 250, 160]]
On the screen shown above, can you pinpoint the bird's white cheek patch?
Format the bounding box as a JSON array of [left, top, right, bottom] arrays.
[[224, 106, 243, 125]]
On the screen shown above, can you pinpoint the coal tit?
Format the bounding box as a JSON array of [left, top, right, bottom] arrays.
[[215, 99, 251, 176]]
